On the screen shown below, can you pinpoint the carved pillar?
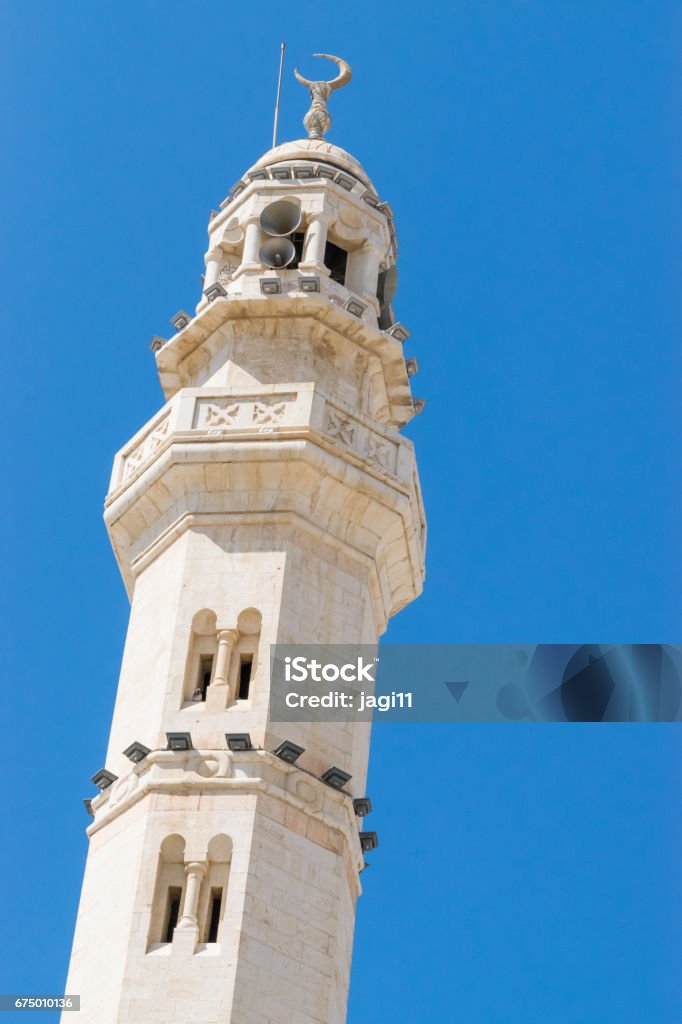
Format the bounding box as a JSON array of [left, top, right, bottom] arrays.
[[241, 217, 262, 269], [345, 242, 383, 305], [205, 628, 239, 712], [177, 862, 207, 930], [300, 212, 332, 274], [203, 247, 223, 291]]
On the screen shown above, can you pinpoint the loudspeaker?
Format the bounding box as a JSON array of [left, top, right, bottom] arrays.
[[260, 199, 302, 237], [259, 236, 296, 269]]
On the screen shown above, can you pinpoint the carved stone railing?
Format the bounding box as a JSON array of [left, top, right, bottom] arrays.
[[108, 384, 415, 501]]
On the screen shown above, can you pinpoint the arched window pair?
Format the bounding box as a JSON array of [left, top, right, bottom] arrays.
[[147, 834, 232, 951], [184, 608, 261, 706]]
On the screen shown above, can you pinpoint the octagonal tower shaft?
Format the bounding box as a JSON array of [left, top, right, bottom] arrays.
[[63, 137, 426, 1024]]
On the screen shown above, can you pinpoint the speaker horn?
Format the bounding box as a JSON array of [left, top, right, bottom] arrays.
[[259, 236, 296, 269], [260, 199, 302, 237]]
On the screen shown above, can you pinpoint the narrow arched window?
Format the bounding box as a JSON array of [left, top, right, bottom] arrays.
[[183, 609, 218, 704], [198, 835, 232, 946], [147, 835, 186, 950]]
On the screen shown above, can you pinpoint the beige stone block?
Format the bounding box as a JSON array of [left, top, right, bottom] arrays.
[[283, 805, 309, 838]]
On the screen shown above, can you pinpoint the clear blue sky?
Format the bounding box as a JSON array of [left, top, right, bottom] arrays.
[[1, 2, 680, 1021]]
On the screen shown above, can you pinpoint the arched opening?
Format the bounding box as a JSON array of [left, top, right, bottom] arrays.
[[198, 834, 232, 945], [183, 609, 218, 704], [147, 834, 186, 950], [232, 609, 262, 703]]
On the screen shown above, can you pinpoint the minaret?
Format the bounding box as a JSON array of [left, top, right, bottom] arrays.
[[64, 55, 426, 1024]]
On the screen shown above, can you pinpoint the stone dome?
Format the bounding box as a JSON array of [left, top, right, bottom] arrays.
[[247, 138, 377, 194]]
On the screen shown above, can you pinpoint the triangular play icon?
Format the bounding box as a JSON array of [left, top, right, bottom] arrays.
[[446, 680, 469, 704]]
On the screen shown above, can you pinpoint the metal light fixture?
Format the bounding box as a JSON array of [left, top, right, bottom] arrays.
[[150, 335, 166, 353], [170, 310, 192, 331], [413, 398, 427, 415], [91, 768, 118, 791], [271, 166, 292, 180], [166, 732, 193, 751], [385, 322, 410, 343], [362, 190, 380, 208], [298, 276, 320, 293], [321, 766, 352, 790], [247, 169, 269, 182], [260, 278, 282, 295], [353, 797, 373, 817], [203, 282, 227, 303], [294, 165, 315, 179], [230, 180, 246, 198], [314, 165, 336, 180], [208, 208, 219, 221], [123, 741, 151, 764], [83, 798, 94, 818], [405, 357, 419, 377], [335, 172, 355, 191], [359, 831, 379, 852], [226, 733, 252, 752], [343, 297, 367, 319], [273, 740, 305, 764]]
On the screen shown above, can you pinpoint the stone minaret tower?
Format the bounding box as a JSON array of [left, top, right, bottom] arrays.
[[64, 60, 426, 1024]]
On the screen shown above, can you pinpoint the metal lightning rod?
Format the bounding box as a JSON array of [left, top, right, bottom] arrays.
[[272, 42, 286, 148]]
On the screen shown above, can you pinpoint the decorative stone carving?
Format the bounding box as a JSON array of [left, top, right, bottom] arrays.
[[195, 395, 294, 434], [185, 751, 232, 779], [122, 413, 171, 481], [325, 407, 356, 447], [205, 402, 241, 428], [365, 433, 394, 473], [218, 262, 238, 286], [106, 770, 140, 811], [252, 400, 287, 426], [323, 404, 398, 475], [148, 417, 170, 451]]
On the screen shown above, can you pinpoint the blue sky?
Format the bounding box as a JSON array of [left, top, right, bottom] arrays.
[[1, 2, 680, 1021]]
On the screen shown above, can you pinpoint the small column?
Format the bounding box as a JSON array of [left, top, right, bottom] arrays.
[[177, 861, 207, 930], [299, 212, 332, 274], [240, 217, 262, 270], [172, 860, 207, 954], [203, 247, 223, 291], [345, 242, 383, 306], [205, 628, 239, 713]]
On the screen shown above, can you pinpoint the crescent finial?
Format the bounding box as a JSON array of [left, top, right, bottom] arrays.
[[294, 53, 353, 140], [311, 53, 353, 91]]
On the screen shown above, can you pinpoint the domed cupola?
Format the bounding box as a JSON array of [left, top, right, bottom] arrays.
[[152, 53, 421, 428]]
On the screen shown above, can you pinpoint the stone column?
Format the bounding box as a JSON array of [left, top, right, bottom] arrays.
[[172, 860, 207, 954], [300, 212, 332, 274], [240, 217, 262, 270], [345, 242, 383, 305], [177, 862, 207, 930], [205, 628, 239, 712], [203, 247, 223, 291]]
